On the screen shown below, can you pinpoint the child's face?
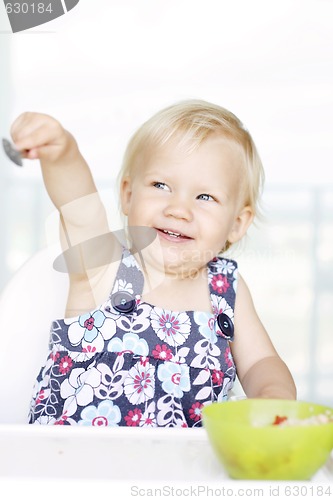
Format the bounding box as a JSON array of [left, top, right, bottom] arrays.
[[120, 134, 253, 279]]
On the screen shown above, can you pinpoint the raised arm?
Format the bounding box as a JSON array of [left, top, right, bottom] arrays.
[[231, 274, 297, 400], [10, 112, 120, 316]]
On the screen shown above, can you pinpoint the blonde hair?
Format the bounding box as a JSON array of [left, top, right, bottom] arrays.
[[118, 99, 264, 224]]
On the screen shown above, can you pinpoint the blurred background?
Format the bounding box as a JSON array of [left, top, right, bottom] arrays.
[[0, 0, 332, 406]]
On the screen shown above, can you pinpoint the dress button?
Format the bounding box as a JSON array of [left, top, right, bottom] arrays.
[[111, 291, 136, 314], [217, 313, 234, 340]]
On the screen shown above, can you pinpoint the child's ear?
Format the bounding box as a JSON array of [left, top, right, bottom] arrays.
[[120, 176, 132, 216], [227, 206, 254, 244]]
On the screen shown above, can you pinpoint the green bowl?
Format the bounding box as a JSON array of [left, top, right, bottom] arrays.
[[202, 399, 333, 480]]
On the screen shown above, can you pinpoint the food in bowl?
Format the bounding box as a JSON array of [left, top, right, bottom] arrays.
[[202, 399, 333, 480], [271, 412, 333, 427]]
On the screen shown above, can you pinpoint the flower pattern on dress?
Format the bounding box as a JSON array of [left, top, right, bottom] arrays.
[[124, 360, 155, 405], [150, 310, 191, 348], [29, 249, 238, 427], [59, 355, 73, 375], [124, 408, 142, 426], [212, 369, 224, 386], [108, 332, 149, 356], [219, 259, 236, 275], [211, 274, 230, 294], [224, 347, 233, 368], [113, 278, 134, 295], [210, 295, 233, 319], [157, 362, 191, 398], [33, 415, 58, 425], [152, 344, 173, 361], [78, 400, 121, 426], [191, 338, 221, 371], [189, 402, 204, 422], [115, 302, 151, 335], [218, 376, 235, 402], [193, 311, 217, 343], [139, 403, 157, 427], [66, 309, 116, 352], [60, 366, 102, 416], [122, 250, 141, 269]]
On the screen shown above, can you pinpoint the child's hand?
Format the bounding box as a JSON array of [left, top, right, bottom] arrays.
[[9, 111, 96, 219], [10, 112, 75, 164]]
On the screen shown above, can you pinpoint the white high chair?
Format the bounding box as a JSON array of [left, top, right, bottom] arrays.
[[0, 247, 68, 423]]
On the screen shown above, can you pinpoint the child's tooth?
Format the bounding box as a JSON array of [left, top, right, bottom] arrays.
[[163, 229, 181, 237]]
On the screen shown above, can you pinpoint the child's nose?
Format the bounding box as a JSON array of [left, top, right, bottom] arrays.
[[163, 195, 193, 221]]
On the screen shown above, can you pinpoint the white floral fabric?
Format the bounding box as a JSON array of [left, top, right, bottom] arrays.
[[29, 248, 238, 427]]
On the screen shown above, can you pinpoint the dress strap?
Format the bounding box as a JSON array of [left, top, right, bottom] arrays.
[[207, 256, 238, 341], [106, 247, 145, 305]]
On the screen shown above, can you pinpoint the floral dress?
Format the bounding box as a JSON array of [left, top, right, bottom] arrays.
[[29, 248, 238, 427]]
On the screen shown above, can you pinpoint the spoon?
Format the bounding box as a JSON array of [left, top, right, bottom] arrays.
[[2, 138, 23, 166]]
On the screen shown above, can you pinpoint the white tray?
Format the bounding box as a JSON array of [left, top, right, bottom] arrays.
[[0, 425, 331, 482], [0, 425, 225, 481]]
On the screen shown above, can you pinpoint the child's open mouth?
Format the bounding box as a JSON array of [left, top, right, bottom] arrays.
[[156, 228, 193, 241]]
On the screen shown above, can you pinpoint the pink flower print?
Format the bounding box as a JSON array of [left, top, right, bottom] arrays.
[[125, 408, 142, 427], [160, 313, 179, 335], [189, 402, 203, 422], [151, 310, 191, 347], [212, 369, 224, 386], [139, 405, 157, 427], [54, 412, 69, 425], [211, 274, 230, 294], [92, 416, 108, 426], [59, 355, 73, 375], [134, 370, 152, 392], [140, 356, 149, 366], [79, 313, 101, 342], [139, 414, 156, 427], [124, 361, 155, 405], [82, 345, 96, 354], [50, 352, 60, 362], [84, 316, 95, 331], [171, 373, 181, 385], [152, 344, 173, 361], [224, 347, 233, 367]]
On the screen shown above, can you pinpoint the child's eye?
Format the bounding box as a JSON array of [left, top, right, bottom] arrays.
[[197, 193, 214, 201], [153, 182, 169, 191]]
